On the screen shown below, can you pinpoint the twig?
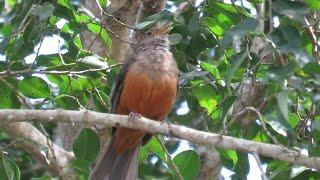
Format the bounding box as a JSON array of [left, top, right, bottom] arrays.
[[103, 24, 139, 45], [57, 31, 66, 65], [304, 17, 320, 62], [252, 152, 269, 180], [0, 78, 32, 108], [0, 138, 25, 150], [185, 0, 197, 9], [31, 34, 45, 68], [266, 0, 273, 36], [95, 0, 137, 30], [89, 80, 110, 112], [0, 122, 74, 176], [0, 63, 122, 77], [39, 123, 58, 167], [155, 135, 183, 180], [79, 5, 139, 46]]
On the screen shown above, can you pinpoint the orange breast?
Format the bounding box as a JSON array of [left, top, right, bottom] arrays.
[[113, 71, 177, 154], [118, 71, 177, 120]]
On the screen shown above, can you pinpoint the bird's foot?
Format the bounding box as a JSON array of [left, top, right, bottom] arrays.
[[161, 119, 173, 136], [128, 112, 142, 125]]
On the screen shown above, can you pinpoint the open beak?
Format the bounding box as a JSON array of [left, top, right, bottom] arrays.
[[158, 20, 173, 34]]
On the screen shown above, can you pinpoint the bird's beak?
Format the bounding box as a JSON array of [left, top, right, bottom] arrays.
[[158, 21, 173, 34]]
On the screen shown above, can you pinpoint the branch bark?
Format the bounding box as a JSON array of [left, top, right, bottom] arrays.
[[0, 109, 319, 171], [0, 122, 74, 176]]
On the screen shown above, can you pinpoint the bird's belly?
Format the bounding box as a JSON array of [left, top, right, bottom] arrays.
[[117, 71, 177, 120]]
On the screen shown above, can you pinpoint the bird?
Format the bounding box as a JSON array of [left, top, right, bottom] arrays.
[[89, 20, 179, 180]]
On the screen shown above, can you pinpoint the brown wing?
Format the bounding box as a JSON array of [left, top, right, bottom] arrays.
[[110, 58, 136, 114]]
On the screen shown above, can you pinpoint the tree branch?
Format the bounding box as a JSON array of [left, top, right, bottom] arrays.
[[0, 63, 122, 77], [0, 109, 319, 171], [0, 122, 74, 176]]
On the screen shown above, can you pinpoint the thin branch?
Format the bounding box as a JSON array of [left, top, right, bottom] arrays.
[[39, 123, 58, 165], [0, 63, 122, 77], [103, 24, 140, 46], [266, 0, 273, 36], [0, 109, 320, 171], [0, 122, 74, 176], [304, 17, 320, 62], [155, 135, 183, 180], [185, 0, 197, 9], [252, 152, 269, 180], [174, 0, 196, 17], [79, 4, 139, 46], [0, 138, 25, 150], [95, 0, 137, 30]]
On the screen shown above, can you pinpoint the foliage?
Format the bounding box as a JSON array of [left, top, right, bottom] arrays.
[[0, 0, 320, 179]]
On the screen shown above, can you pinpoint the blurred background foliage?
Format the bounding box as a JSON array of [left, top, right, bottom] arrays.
[[0, 0, 320, 179]]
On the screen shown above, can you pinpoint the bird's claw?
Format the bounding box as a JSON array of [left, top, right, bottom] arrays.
[[161, 120, 173, 135], [128, 112, 142, 125]]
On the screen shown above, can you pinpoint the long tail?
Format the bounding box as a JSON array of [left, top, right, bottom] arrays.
[[89, 137, 141, 180]]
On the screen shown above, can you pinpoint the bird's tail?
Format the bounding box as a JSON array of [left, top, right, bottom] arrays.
[[89, 136, 140, 180]]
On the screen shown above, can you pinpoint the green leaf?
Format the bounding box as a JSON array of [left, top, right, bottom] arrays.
[[288, 113, 299, 129], [75, 13, 91, 24], [172, 150, 200, 180], [265, 105, 292, 135], [203, 17, 224, 36], [220, 18, 259, 49], [0, 24, 12, 37], [186, 33, 207, 60], [74, 36, 83, 50], [86, 23, 112, 50], [168, 33, 183, 45], [191, 84, 217, 114], [188, 13, 201, 33], [143, 137, 167, 163], [200, 61, 223, 85], [70, 158, 90, 179], [226, 52, 247, 86], [234, 153, 249, 177], [57, 0, 73, 9], [135, 20, 156, 30], [18, 76, 50, 98], [217, 149, 238, 169], [267, 160, 291, 179], [0, 81, 20, 108], [272, 24, 303, 53], [54, 95, 80, 110], [34, 2, 55, 21], [0, 1, 4, 12], [313, 116, 320, 132], [267, 62, 296, 82], [277, 92, 289, 121], [135, 10, 174, 30], [145, 10, 174, 22], [31, 176, 52, 180], [23, 20, 43, 44], [0, 153, 20, 180], [273, 0, 309, 22], [221, 95, 237, 121], [179, 71, 209, 86], [6, 38, 34, 61], [73, 128, 100, 162], [307, 0, 320, 10], [98, 0, 108, 7], [303, 62, 320, 75]]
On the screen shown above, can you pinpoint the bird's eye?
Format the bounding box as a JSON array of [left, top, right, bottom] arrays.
[[146, 31, 152, 36]]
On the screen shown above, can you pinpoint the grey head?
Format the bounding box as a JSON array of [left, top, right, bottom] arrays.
[[135, 20, 172, 47]]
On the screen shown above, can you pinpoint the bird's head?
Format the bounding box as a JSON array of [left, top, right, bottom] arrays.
[[136, 20, 172, 45]]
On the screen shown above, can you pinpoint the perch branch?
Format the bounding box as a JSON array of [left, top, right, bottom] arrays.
[[0, 122, 74, 176], [0, 109, 320, 171]]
